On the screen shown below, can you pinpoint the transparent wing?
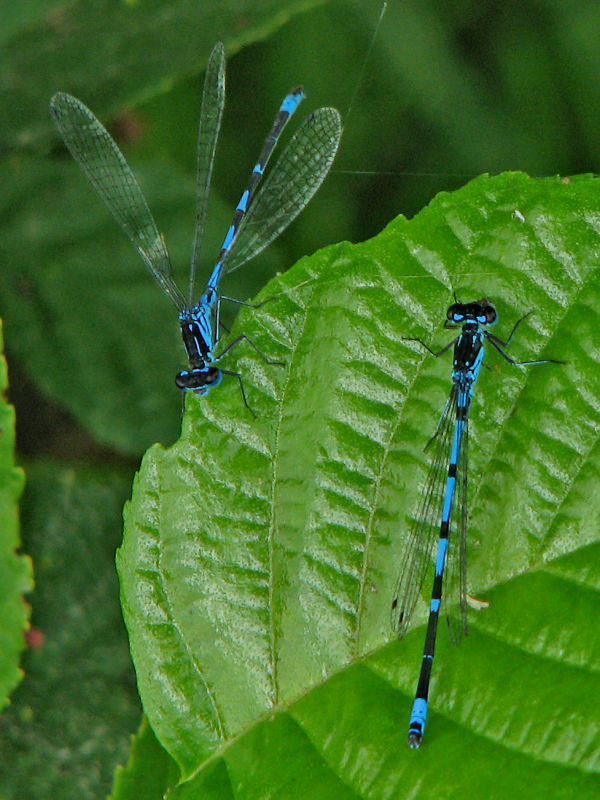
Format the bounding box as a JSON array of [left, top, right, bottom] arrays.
[[188, 42, 225, 305], [223, 107, 342, 274], [391, 386, 458, 637], [50, 92, 186, 311]]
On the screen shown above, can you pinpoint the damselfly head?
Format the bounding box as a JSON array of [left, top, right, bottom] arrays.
[[447, 299, 497, 326]]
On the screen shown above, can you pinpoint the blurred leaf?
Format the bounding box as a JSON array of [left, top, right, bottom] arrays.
[[0, 464, 141, 800], [256, 0, 600, 237], [117, 173, 600, 794], [1, 0, 327, 151], [0, 320, 31, 712], [0, 0, 59, 42]]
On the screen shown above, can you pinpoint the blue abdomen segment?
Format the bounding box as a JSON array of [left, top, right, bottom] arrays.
[[408, 698, 428, 748], [434, 539, 448, 577], [281, 87, 305, 115], [236, 190, 250, 212]]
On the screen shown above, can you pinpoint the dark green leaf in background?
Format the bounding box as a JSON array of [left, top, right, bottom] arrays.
[[117, 173, 600, 795], [1, 0, 327, 151], [0, 465, 141, 800]]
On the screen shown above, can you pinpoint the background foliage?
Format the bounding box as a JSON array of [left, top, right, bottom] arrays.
[[0, 1, 599, 798]]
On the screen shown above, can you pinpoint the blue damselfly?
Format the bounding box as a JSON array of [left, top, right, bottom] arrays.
[[50, 43, 342, 412], [392, 297, 561, 748]]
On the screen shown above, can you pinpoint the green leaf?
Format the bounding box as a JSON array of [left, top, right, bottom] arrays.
[[0, 464, 141, 800], [0, 319, 31, 713], [110, 716, 177, 800], [117, 172, 600, 794]]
